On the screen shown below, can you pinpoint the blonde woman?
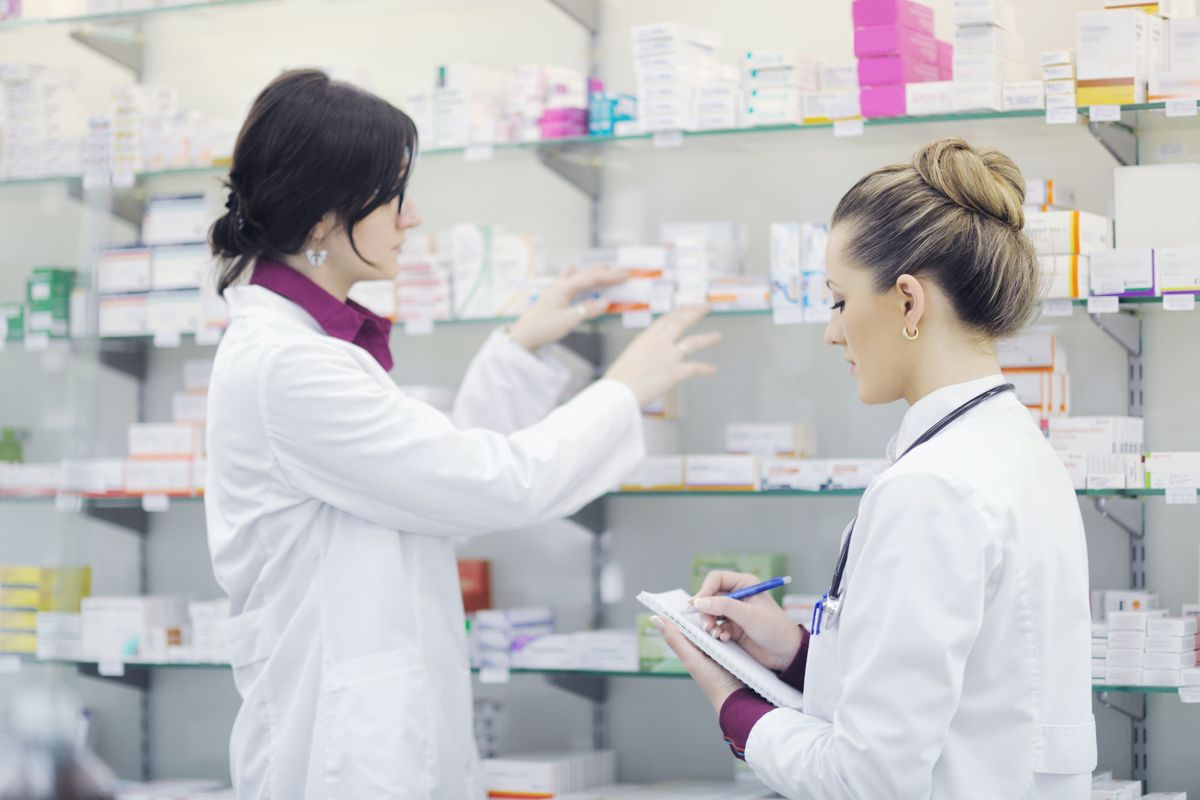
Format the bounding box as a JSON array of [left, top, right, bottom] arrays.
[[655, 138, 1096, 799]]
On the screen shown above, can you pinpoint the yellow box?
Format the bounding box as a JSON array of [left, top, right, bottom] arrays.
[[0, 632, 37, 654], [41, 567, 91, 612], [0, 587, 43, 610], [0, 610, 38, 631], [1077, 81, 1145, 106], [0, 566, 41, 586]]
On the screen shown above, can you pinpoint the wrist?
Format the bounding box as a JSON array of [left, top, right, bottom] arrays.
[[770, 625, 805, 672]]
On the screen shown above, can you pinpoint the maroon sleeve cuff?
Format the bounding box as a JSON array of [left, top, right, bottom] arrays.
[[778, 625, 810, 692], [719, 687, 774, 761]]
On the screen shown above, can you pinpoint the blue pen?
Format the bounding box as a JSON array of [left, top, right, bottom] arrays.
[[682, 576, 791, 614]]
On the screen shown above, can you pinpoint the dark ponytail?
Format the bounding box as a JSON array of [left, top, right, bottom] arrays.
[[209, 68, 419, 295]]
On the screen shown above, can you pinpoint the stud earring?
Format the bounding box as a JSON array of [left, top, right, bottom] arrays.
[[304, 248, 328, 268]]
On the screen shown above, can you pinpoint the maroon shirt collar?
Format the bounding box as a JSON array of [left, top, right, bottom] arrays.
[[250, 257, 394, 371]]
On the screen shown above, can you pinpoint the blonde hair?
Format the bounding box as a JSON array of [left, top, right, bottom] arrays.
[[831, 137, 1041, 339]]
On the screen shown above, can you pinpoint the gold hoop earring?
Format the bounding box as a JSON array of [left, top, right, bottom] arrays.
[[902, 325, 919, 341]]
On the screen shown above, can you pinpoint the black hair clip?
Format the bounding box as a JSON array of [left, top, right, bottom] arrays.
[[225, 191, 248, 232]]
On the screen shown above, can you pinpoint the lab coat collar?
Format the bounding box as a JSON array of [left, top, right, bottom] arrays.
[[886, 374, 1008, 463]]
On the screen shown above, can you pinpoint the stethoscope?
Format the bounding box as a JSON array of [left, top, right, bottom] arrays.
[[811, 383, 1016, 636]]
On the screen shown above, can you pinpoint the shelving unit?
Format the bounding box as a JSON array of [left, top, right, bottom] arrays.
[[3, 0, 1198, 792]]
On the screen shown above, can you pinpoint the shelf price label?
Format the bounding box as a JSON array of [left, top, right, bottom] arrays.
[[195, 326, 222, 346], [405, 319, 434, 336], [0, 656, 20, 674], [142, 493, 170, 512], [98, 660, 125, 678], [1180, 687, 1200, 704], [1165, 99, 1199, 118], [622, 311, 652, 329], [1046, 107, 1077, 126], [653, 130, 684, 149], [1163, 294, 1196, 312], [478, 666, 510, 684], [1090, 105, 1121, 122], [153, 330, 182, 349], [464, 144, 494, 162], [1087, 296, 1120, 315], [1042, 299, 1074, 318], [833, 119, 865, 138], [1165, 487, 1198, 505], [55, 493, 82, 514]]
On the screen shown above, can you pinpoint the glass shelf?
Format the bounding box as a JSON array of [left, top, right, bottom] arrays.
[[13, 657, 1189, 695], [2, 103, 1195, 192], [0, 0, 270, 29]]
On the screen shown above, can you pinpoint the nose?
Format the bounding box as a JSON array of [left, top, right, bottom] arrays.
[[824, 310, 845, 347], [399, 198, 422, 230]]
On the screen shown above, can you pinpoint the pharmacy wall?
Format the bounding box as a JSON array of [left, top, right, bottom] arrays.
[[2, 0, 1200, 797]]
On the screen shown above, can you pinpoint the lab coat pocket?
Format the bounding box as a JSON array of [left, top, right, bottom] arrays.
[[1033, 718, 1098, 774], [324, 647, 435, 797]]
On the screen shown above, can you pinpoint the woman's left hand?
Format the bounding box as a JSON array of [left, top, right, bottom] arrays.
[[508, 266, 627, 352], [651, 616, 746, 713]]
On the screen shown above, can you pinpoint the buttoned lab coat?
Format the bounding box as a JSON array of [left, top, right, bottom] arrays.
[[745, 376, 1097, 800], [205, 285, 645, 799]]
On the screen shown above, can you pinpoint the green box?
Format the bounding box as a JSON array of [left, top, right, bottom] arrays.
[[0, 304, 23, 341], [692, 553, 789, 603], [637, 613, 686, 674], [26, 268, 76, 304]]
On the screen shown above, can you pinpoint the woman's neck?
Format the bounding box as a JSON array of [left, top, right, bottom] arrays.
[[280, 253, 353, 302], [904, 338, 1002, 406]]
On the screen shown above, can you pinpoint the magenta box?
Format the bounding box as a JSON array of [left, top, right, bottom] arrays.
[[540, 122, 589, 139], [860, 85, 907, 118], [851, 0, 934, 36], [541, 108, 589, 124], [854, 25, 938, 63], [857, 54, 940, 86]]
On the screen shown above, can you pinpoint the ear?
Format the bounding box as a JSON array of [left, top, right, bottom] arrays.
[[308, 211, 338, 245], [895, 274, 926, 331]]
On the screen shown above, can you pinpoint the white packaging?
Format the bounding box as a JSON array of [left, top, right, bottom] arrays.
[[1145, 650, 1199, 669], [633, 22, 721, 49], [1040, 255, 1090, 299], [1144, 452, 1200, 489], [761, 459, 828, 492], [1108, 609, 1170, 630], [770, 222, 828, 324], [124, 459, 192, 495], [1044, 78, 1077, 97], [825, 459, 889, 490], [906, 81, 956, 116], [1077, 10, 1148, 81], [1092, 659, 1108, 679], [98, 294, 148, 337], [1143, 669, 1183, 687], [171, 392, 207, 425], [620, 456, 685, 491], [1026, 179, 1076, 209], [1149, 617, 1199, 637], [574, 630, 638, 672], [510, 634, 577, 670], [142, 193, 210, 246], [183, 358, 213, 392], [997, 332, 1058, 369], [1099, 668, 1142, 688], [1003, 81, 1046, 111], [1140, 793, 1188, 800], [1185, 667, 1200, 686], [1092, 642, 1107, 658], [820, 64, 859, 91], [58, 459, 125, 496], [1024, 211, 1113, 255], [1169, 17, 1200, 72], [128, 423, 199, 458], [952, 80, 1005, 112], [146, 290, 201, 335], [1108, 630, 1147, 649], [1043, 63, 1076, 81], [1091, 779, 1143, 800], [954, 0, 1018, 29], [1104, 590, 1160, 616], [1089, 248, 1157, 296], [1048, 417, 1144, 456], [954, 24, 1025, 59], [151, 244, 210, 291], [1155, 247, 1200, 293], [725, 424, 814, 458], [80, 595, 189, 661], [347, 279, 398, 319], [1146, 633, 1200, 653], [684, 455, 759, 491], [802, 90, 861, 123], [1106, 648, 1145, 667], [97, 247, 152, 294]]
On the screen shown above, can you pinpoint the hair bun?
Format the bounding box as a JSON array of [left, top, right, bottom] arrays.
[[911, 137, 1027, 231]]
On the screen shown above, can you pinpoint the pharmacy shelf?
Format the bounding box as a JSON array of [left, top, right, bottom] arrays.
[[4, 102, 1197, 194], [0, 0, 269, 29], [1093, 684, 1189, 695]]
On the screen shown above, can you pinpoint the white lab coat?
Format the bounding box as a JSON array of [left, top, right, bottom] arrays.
[[204, 285, 645, 800], [745, 375, 1096, 800]]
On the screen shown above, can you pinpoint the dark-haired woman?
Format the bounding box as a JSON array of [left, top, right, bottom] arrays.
[[654, 139, 1096, 799], [204, 70, 720, 799]]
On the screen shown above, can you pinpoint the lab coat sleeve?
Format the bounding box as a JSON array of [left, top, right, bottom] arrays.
[[258, 340, 644, 537], [451, 330, 573, 434], [743, 471, 1004, 800]]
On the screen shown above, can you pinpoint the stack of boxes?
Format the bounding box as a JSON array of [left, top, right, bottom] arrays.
[[80, 595, 188, 662], [743, 50, 821, 127], [1096, 602, 1200, 688], [661, 221, 747, 308], [394, 247, 454, 324], [185, 599, 230, 663], [852, 0, 938, 118], [1151, 10, 1200, 101], [998, 332, 1069, 428], [588, 88, 638, 137], [520, 65, 592, 140], [0, 565, 91, 656], [1076, 7, 1167, 107], [431, 63, 513, 149], [1143, 452, 1200, 489], [484, 751, 616, 799], [25, 267, 75, 340], [471, 606, 555, 674], [692, 63, 741, 131], [633, 22, 723, 133], [769, 222, 831, 325], [1025, 208, 1113, 300], [109, 84, 179, 182], [1041, 49, 1076, 118], [952, 0, 1029, 112], [442, 224, 544, 319], [0, 63, 85, 180], [1049, 416, 1145, 490]]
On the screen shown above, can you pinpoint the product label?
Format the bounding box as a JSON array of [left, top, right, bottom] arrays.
[[834, 119, 865, 138], [1163, 294, 1196, 311], [142, 493, 170, 512], [1090, 105, 1122, 122], [1166, 99, 1199, 118], [1088, 296, 1120, 314], [1166, 487, 1198, 505]]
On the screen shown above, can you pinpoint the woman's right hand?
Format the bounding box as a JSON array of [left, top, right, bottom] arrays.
[[691, 571, 804, 673], [603, 306, 720, 405]]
